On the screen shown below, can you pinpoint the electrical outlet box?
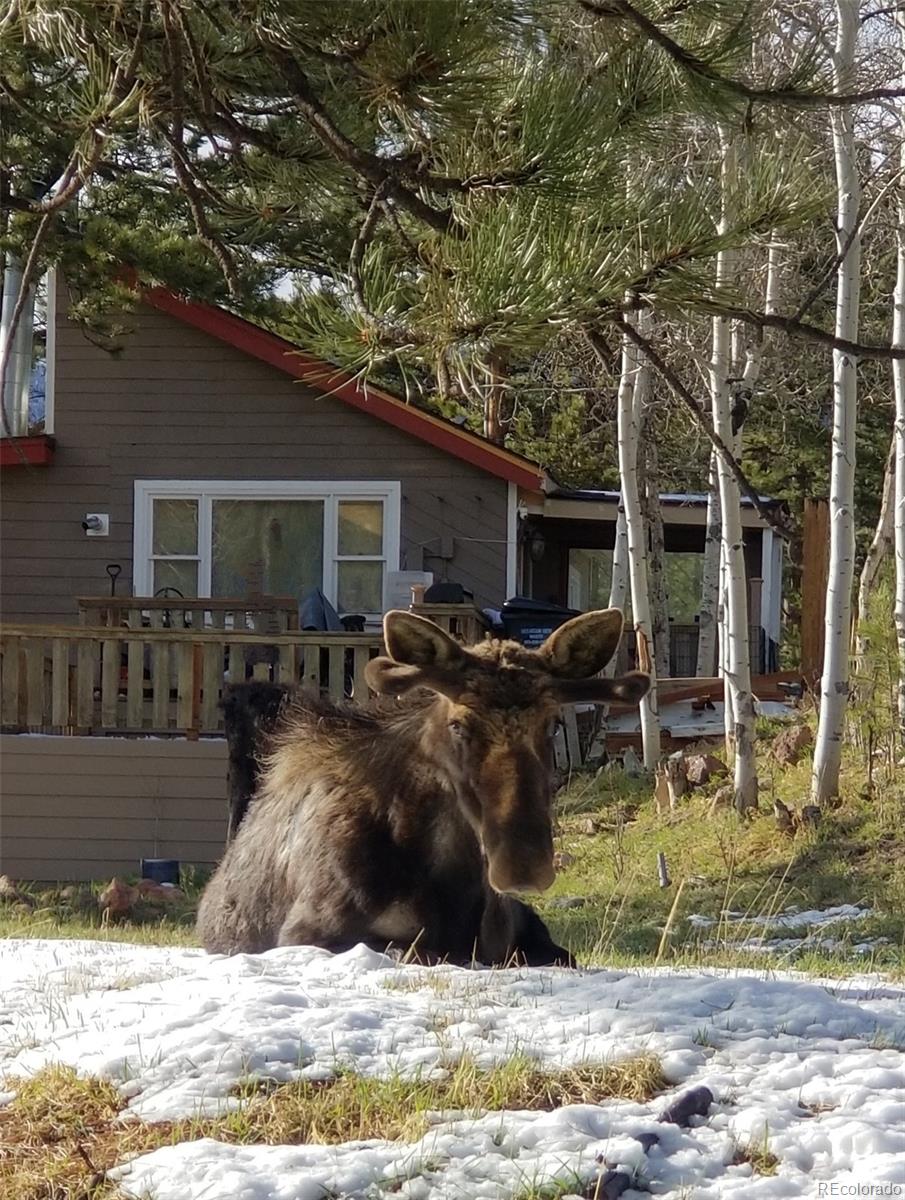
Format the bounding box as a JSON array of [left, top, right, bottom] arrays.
[[84, 513, 110, 537]]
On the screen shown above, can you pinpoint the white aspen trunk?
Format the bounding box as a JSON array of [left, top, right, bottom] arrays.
[[617, 318, 660, 768], [697, 450, 721, 677], [712, 127, 758, 811], [608, 501, 629, 612], [635, 312, 670, 678], [603, 499, 630, 681], [641, 433, 671, 679], [812, 0, 861, 805], [895, 10, 905, 744], [854, 438, 895, 664]]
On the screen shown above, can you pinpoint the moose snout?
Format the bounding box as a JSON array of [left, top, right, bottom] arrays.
[[487, 854, 556, 895]]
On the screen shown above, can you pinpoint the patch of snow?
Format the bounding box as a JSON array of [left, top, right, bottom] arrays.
[[688, 904, 872, 931], [0, 939, 903, 1199]]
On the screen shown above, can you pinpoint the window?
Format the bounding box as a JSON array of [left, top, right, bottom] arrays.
[[567, 547, 704, 623], [134, 481, 400, 616]]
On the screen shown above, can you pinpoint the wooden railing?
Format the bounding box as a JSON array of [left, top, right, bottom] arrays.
[[77, 596, 300, 632], [409, 603, 488, 644], [0, 624, 383, 736]]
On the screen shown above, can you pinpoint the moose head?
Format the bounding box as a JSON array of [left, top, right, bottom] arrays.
[[366, 610, 649, 897]]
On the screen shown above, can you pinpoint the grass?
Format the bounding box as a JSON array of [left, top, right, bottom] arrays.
[[0, 877, 203, 947], [730, 1128, 780, 1176], [0, 1055, 666, 1200], [538, 713, 905, 976], [1, 724, 902, 976]]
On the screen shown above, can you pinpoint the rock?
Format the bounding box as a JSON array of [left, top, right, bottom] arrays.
[[99, 877, 139, 916], [579, 818, 598, 836], [0, 875, 32, 906], [658, 1085, 714, 1127], [684, 754, 728, 788], [553, 851, 576, 870], [548, 895, 587, 910], [709, 784, 735, 811], [773, 798, 795, 834], [772, 724, 813, 767], [799, 804, 821, 830], [136, 879, 185, 904], [621, 746, 644, 777]]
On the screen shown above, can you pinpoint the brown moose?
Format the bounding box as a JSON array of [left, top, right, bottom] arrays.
[[196, 608, 648, 966]]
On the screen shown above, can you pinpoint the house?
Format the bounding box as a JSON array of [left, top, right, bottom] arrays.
[[2, 279, 784, 651], [0, 281, 786, 881]]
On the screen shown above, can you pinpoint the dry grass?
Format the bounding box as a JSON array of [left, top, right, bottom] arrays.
[[730, 1130, 780, 1176], [0, 1054, 666, 1200]]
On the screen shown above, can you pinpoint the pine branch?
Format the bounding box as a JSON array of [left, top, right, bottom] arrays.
[[580, 0, 905, 107], [159, 0, 240, 298], [597, 316, 790, 537], [260, 43, 457, 236]]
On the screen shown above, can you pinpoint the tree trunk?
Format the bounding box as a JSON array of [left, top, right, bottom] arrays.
[[613, 321, 660, 768], [641, 427, 671, 679], [854, 437, 895, 665], [603, 498, 630, 681], [812, 0, 861, 806], [697, 450, 721, 677], [712, 126, 758, 812], [895, 9, 905, 745], [634, 318, 670, 680], [483, 351, 508, 444], [608, 500, 629, 613]]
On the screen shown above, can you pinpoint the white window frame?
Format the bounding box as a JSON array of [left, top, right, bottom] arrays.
[[133, 480, 401, 616]]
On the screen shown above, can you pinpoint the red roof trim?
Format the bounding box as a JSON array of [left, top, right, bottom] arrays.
[[1, 434, 55, 467], [143, 288, 544, 490]]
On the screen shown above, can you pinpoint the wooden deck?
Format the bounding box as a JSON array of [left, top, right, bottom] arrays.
[[0, 623, 384, 736]]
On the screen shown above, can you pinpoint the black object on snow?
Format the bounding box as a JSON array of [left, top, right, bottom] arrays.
[[658, 1085, 714, 1126], [635, 1131, 661, 1153]]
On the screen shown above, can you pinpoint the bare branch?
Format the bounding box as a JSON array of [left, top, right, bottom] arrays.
[[598, 316, 790, 537], [581, 0, 905, 107]]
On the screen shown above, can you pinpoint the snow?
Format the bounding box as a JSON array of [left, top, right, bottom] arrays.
[[1, 938, 904, 1199], [687, 905, 873, 931]]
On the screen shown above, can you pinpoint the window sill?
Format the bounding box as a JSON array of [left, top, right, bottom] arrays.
[[1, 434, 55, 467]]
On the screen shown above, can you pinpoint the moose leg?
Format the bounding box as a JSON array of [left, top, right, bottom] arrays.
[[508, 899, 576, 969], [276, 897, 369, 955]]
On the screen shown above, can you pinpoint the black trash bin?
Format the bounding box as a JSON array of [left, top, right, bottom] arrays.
[[499, 597, 580, 648]]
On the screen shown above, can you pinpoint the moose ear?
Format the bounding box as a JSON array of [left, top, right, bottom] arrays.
[[382, 610, 466, 668], [538, 609, 625, 679], [550, 671, 651, 706]]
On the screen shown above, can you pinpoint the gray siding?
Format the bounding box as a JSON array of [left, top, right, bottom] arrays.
[[1, 300, 509, 622], [0, 734, 227, 881]]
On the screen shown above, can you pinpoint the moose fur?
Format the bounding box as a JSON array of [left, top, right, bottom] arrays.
[[197, 608, 649, 966]]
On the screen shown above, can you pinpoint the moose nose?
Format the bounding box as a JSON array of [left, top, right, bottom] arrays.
[[487, 856, 556, 895]]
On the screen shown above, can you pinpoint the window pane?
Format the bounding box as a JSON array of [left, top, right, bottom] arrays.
[[338, 501, 383, 556], [153, 499, 198, 555], [211, 500, 324, 598], [153, 559, 198, 597], [337, 561, 383, 613], [666, 553, 705, 623], [567, 549, 628, 617]]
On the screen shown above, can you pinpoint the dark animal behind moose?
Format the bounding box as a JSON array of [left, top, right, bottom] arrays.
[[196, 608, 649, 966]]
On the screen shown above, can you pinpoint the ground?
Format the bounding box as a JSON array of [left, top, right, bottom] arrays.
[[1, 717, 903, 1200]]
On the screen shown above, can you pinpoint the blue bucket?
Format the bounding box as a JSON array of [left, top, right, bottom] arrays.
[[140, 858, 180, 885]]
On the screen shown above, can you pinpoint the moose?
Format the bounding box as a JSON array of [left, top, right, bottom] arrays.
[[196, 607, 649, 966]]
